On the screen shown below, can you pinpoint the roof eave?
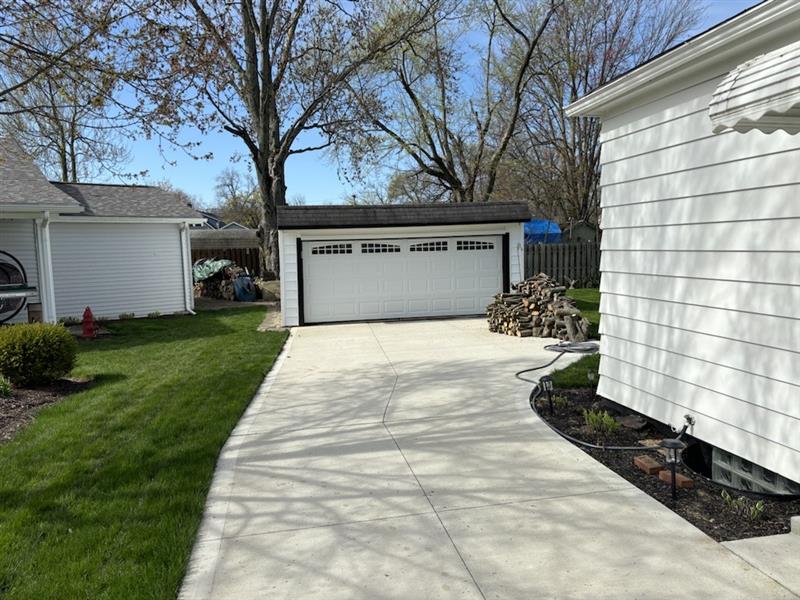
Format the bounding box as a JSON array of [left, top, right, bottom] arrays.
[[0, 203, 84, 214], [277, 217, 529, 231], [50, 214, 206, 224], [566, 0, 800, 118]]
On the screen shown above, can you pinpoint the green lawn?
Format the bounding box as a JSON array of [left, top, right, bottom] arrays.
[[0, 308, 287, 599], [553, 288, 601, 388]]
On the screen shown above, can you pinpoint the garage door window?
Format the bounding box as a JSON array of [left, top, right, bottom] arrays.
[[410, 241, 448, 252], [311, 243, 352, 255], [361, 242, 401, 253], [456, 240, 494, 251]]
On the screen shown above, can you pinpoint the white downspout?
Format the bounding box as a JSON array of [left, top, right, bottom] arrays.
[[34, 211, 58, 323], [179, 222, 196, 315]]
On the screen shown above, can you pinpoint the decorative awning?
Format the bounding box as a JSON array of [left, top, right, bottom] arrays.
[[709, 39, 800, 134]]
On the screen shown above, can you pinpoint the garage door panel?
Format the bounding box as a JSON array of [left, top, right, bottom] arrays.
[[383, 300, 407, 316], [432, 277, 453, 291], [303, 236, 502, 323], [455, 297, 478, 311], [479, 255, 498, 269], [455, 276, 479, 290], [432, 298, 453, 311], [430, 261, 453, 275], [479, 276, 499, 288], [384, 279, 404, 294]]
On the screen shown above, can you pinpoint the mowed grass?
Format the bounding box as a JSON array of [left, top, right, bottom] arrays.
[[0, 308, 287, 599], [553, 288, 600, 388]]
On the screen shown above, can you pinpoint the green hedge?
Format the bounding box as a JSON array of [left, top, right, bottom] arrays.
[[0, 323, 77, 386]]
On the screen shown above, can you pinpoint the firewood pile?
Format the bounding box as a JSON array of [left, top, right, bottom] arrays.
[[194, 264, 248, 301], [486, 273, 591, 341]]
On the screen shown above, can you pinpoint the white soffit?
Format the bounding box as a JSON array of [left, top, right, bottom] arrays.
[[710, 38, 800, 134]]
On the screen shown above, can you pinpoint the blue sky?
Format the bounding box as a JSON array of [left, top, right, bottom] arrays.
[[124, 0, 760, 208]]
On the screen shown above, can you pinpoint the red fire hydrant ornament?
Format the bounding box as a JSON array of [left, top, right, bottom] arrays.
[[82, 306, 96, 339]]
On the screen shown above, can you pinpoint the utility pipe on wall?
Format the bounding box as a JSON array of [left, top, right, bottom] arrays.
[[34, 211, 58, 323], [179, 222, 196, 315]]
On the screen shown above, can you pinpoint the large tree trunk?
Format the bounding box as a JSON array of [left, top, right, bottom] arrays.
[[255, 160, 287, 279]]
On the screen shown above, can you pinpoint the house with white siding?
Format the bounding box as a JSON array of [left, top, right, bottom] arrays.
[[566, 0, 800, 489], [0, 138, 203, 324]]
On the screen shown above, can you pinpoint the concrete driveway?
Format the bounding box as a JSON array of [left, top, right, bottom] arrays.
[[181, 319, 797, 600]]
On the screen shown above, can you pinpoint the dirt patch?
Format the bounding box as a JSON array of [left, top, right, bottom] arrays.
[[0, 379, 92, 443], [536, 387, 800, 542]]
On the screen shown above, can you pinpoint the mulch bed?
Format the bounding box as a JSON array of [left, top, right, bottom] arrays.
[[0, 379, 92, 443], [536, 387, 800, 542]]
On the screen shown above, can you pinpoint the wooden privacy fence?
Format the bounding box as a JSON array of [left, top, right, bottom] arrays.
[[190, 247, 261, 274], [190, 228, 261, 275], [524, 241, 600, 287]]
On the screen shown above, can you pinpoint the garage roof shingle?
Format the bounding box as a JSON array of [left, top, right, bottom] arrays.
[[52, 182, 202, 219], [277, 202, 530, 230]]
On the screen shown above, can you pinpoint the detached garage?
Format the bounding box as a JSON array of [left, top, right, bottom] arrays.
[[277, 203, 529, 326]]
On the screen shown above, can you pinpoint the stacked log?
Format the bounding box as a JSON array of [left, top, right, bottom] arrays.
[[486, 273, 591, 341]]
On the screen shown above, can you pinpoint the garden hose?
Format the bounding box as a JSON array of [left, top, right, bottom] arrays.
[[516, 344, 660, 452], [519, 344, 800, 499]]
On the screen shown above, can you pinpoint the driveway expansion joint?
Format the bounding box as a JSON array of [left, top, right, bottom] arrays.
[[368, 322, 488, 600]]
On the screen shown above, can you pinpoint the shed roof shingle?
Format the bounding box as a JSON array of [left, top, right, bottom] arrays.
[[52, 182, 202, 219], [277, 202, 530, 230], [0, 138, 81, 210]]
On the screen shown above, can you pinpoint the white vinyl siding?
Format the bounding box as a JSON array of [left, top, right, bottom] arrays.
[[50, 222, 186, 320], [598, 73, 800, 483], [279, 223, 525, 327], [0, 219, 39, 324]]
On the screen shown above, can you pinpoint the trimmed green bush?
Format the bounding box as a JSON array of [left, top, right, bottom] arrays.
[[0, 323, 78, 386]]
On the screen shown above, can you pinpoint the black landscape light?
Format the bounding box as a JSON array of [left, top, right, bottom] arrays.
[[660, 438, 687, 500], [540, 375, 554, 415]]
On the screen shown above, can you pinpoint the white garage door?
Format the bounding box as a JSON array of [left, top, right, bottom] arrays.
[[302, 236, 504, 323]]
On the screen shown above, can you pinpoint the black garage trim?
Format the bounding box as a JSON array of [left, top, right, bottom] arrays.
[[502, 233, 510, 292], [296, 238, 305, 326]]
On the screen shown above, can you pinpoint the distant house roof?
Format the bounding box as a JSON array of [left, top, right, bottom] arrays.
[[220, 222, 249, 230], [52, 182, 202, 220], [561, 219, 598, 233], [277, 202, 530, 230], [197, 209, 225, 228], [0, 138, 81, 211]]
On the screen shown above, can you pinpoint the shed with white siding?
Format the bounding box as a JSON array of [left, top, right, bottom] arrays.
[[0, 139, 203, 324], [566, 0, 800, 486]]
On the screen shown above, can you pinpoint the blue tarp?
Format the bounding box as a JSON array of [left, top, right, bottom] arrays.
[[524, 219, 561, 244]]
